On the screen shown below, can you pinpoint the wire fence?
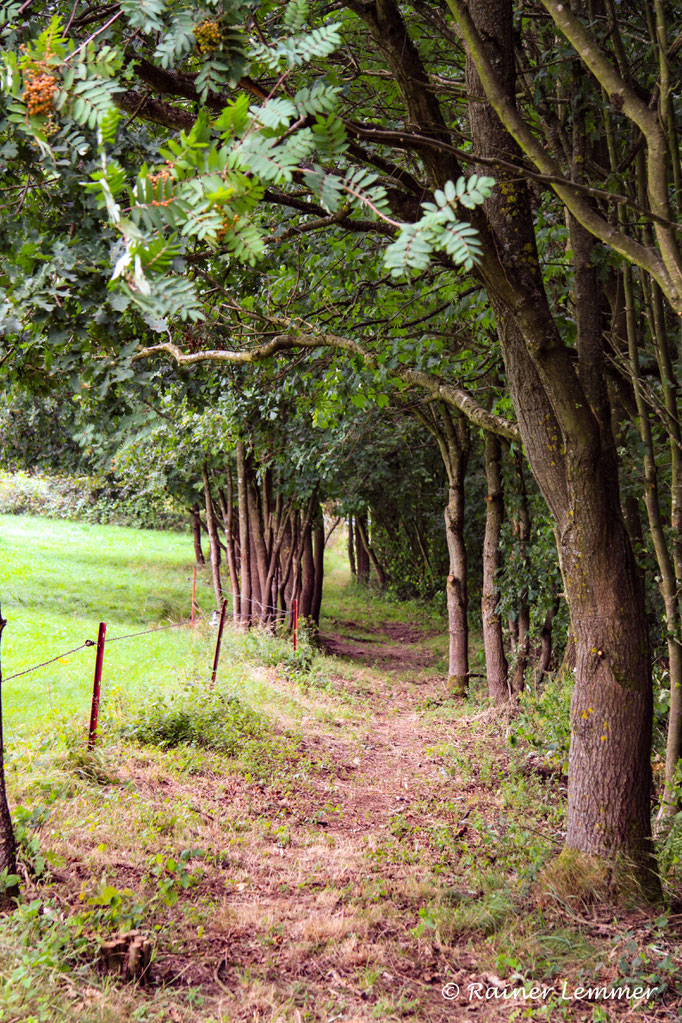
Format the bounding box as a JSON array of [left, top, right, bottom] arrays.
[[3, 612, 214, 683], [1, 586, 301, 747], [3, 640, 96, 682], [3, 595, 298, 685]]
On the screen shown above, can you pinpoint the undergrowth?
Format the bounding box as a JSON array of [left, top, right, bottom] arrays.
[[120, 684, 266, 753]]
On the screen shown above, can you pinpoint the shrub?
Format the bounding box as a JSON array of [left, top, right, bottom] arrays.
[[0, 470, 185, 529], [120, 683, 265, 753], [508, 670, 573, 775]]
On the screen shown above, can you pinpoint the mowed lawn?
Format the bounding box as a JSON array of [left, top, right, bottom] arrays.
[[0, 515, 216, 743]]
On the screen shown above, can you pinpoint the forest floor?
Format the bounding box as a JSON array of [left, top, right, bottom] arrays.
[[0, 516, 681, 1022]]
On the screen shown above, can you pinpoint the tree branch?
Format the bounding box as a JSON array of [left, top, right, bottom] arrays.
[[445, 0, 682, 315], [133, 324, 520, 441], [537, 0, 682, 308]]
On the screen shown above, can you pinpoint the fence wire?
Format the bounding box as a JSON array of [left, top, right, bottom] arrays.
[[3, 641, 96, 682], [2, 589, 299, 685], [3, 612, 214, 683]]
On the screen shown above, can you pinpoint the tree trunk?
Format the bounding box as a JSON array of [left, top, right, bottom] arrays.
[[300, 520, 316, 620], [246, 466, 269, 623], [416, 403, 470, 696], [312, 508, 325, 626], [263, 504, 292, 623], [441, 411, 470, 697], [218, 469, 240, 625], [347, 515, 356, 577], [278, 515, 295, 615], [202, 463, 223, 610], [482, 432, 509, 704], [620, 265, 682, 817], [511, 454, 530, 694], [535, 593, 561, 684], [354, 514, 370, 584], [236, 441, 251, 629], [190, 503, 205, 566], [0, 607, 18, 907], [356, 515, 387, 589]]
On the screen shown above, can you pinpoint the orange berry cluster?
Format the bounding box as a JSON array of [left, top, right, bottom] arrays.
[[194, 20, 223, 54], [23, 72, 57, 117], [217, 211, 239, 242], [147, 168, 172, 185]]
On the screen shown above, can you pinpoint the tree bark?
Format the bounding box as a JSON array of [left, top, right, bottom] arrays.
[[202, 463, 223, 610], [482, 432, 509, 704], [190, 503, 205, 566], [236, 441, 252, 629]]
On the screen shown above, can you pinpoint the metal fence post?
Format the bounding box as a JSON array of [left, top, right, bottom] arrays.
[[88, 622, 107, 749], [210, 600, 228, 685]]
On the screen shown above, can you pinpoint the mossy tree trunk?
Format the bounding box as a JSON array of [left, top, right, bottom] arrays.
[[482, 431, 509, 704]]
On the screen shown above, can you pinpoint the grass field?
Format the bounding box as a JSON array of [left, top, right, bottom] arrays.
[[0, 515, 218, 741]]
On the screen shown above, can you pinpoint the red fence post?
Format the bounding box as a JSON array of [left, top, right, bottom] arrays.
[[293, 598, 298, 652], [88, 622, 106, 750], [210, 600, 228, 685], [191, 566, 197, 626]]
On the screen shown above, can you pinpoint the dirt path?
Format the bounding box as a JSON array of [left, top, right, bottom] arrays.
[[142, 616, 511, 1022]]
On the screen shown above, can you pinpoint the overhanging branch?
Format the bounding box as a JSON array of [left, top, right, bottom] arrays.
[[134, 326, 520, 441]]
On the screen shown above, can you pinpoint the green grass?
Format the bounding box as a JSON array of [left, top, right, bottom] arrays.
[[0, 514, 217, 742]]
